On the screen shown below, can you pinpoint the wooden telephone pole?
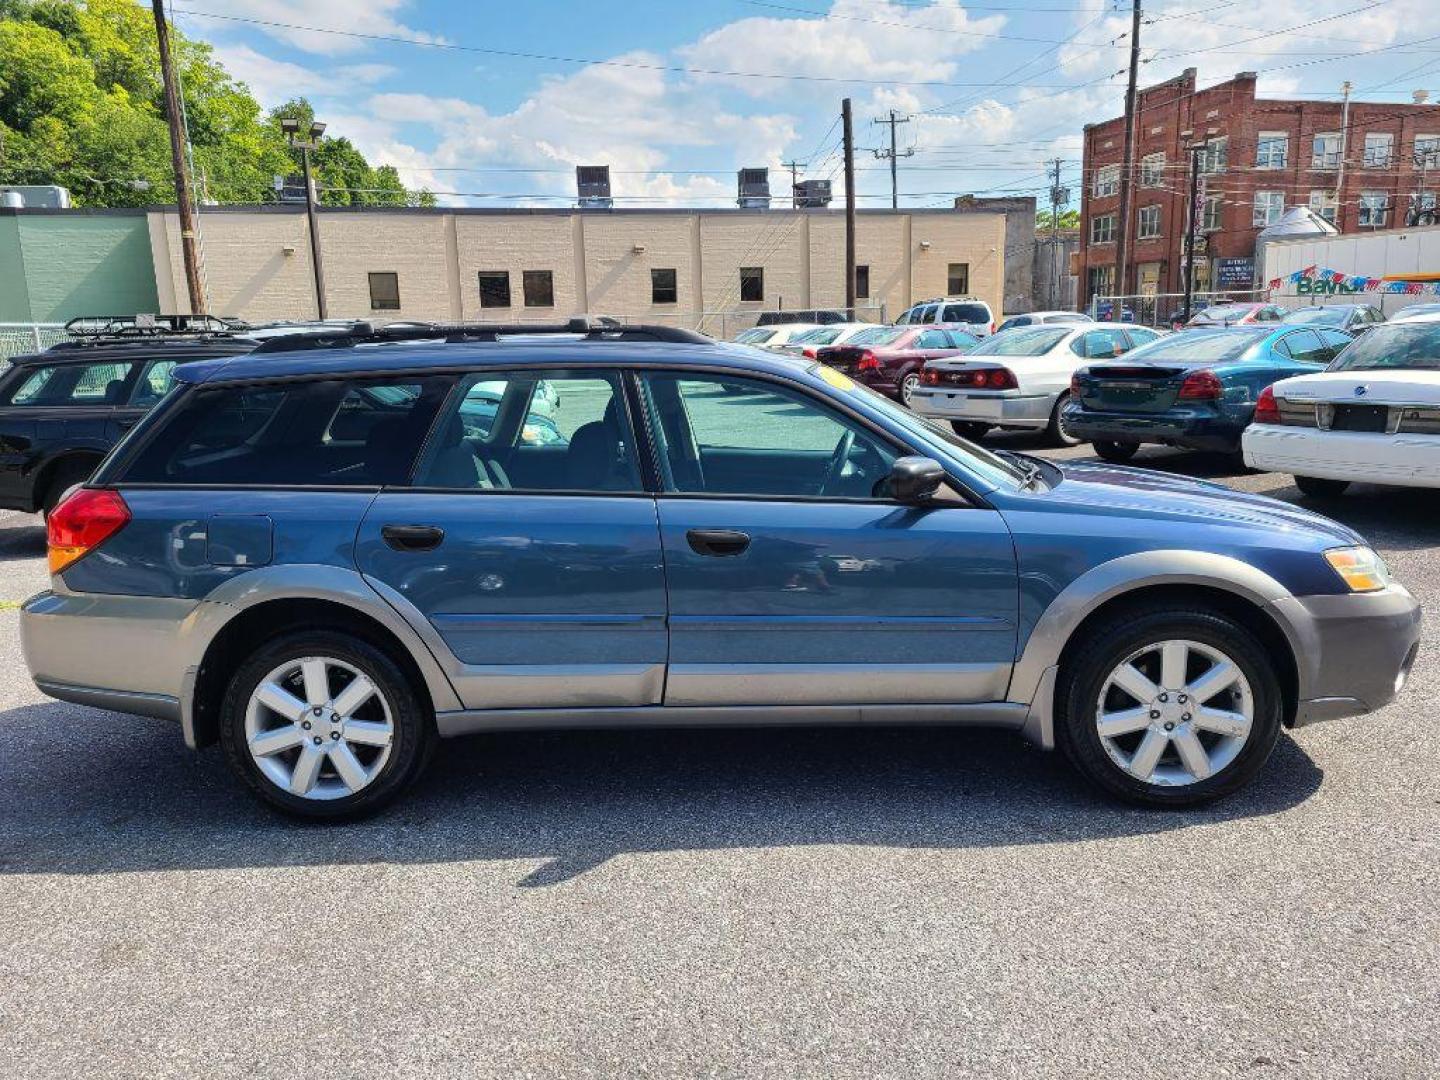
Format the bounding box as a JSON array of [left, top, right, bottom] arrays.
[[151, 0, 206, 314], [1112, 0, 1142, 306]]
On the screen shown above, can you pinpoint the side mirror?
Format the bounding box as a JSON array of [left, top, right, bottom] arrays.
[[889, 455, 946, 503]]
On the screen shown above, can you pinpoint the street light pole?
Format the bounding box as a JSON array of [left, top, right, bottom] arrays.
[[282, 117, 329, 320]]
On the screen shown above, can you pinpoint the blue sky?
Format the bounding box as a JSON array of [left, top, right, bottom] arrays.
[[171, 0, 1440, 210]]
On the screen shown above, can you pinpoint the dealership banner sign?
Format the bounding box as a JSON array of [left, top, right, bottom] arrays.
[[1267, 265, 1440, 296]]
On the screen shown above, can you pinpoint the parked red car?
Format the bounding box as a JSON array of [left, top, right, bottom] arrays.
[[815, 325, 979, 405], [1181, 302, 1286, 329]]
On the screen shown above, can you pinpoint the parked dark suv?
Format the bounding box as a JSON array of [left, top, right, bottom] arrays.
[[0, 316, 255, 514]]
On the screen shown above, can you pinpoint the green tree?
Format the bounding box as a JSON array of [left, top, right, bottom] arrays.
[[0, 0, 429, 208], [1036, 208, 1080, 230]]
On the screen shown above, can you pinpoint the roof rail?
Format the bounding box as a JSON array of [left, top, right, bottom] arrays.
[[64, 314, 246, 338], [249, 316, 713, 354]]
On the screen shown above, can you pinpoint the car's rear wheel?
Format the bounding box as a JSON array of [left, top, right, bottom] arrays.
[[40, 458, 98, 517], [220, 631, 435, 820], [950, 421, 990, 440], [1294, 475, 1350, 498], [1092, 440, 1140, 464], [1046, 392, 1083, 447], [899, 372, 920, 407], [1056, 607, 1282, 807]]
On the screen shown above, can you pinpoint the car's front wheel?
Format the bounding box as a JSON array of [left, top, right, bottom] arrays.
[[1056, 607, 1282, 807], [951, 421, 990, 441], [1092, 439, 1140, 464], [1294, 475, 1350, 498], [220, 631, 435, 820]]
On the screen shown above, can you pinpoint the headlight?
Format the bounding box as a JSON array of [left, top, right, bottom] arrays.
[[1324, 546, 1390, 593]]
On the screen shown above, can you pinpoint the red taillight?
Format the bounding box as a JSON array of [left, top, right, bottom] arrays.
[[47, 487, 130, 575], [802, 347, 817, 359], [856, 350, 881, 372], [1253, 384, 1280, 424], [1070, 373, 1083, 395], [922, 367, 941, 385], [968, 367, 1018, 389], [989, 321, 997, 334], [1177, 369, 1223, 401]]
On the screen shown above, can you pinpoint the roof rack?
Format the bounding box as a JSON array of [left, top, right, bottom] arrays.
[[249, 316, 713, 354], [63, 314, 248, 338]]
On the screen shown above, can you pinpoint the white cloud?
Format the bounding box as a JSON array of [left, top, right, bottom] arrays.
[[188, 0, 440, 56]]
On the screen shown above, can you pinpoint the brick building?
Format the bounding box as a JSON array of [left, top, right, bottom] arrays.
[[1079, 69, 1440, 308]]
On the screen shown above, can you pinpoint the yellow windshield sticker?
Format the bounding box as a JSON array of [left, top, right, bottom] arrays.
[[817, 365, 856, 391]]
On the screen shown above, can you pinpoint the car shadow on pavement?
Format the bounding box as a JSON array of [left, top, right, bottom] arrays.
[[0, 522, 45, 562], [0, 701, 1323, 887]]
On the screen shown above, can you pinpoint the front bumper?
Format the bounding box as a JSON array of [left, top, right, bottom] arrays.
[[1064, 404, 1244, 452], [910, 388, 1054, 428], [20, 589, 199, 722], [1274, 583, 1422, 726], [1243, 425, 1440, 488]]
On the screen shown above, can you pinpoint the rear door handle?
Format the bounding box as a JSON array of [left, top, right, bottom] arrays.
[[381, 524, 445, 552], [686, 528, 750, 557]]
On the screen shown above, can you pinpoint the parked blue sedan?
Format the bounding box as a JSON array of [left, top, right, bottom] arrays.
[[1065, 325, 1355, 462]]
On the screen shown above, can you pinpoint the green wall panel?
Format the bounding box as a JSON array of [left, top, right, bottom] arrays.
[[4, 215, 159, 322]]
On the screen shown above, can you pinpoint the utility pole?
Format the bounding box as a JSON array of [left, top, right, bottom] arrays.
[[782, 159, 803, 206], [1182, 138, 1206, 324], [1113, 0, 1143, 306], [843, 98, 857, 317], [151, 0, 206, 314], [871, 110, 913, 210], [1335, 80, 1353, 230], [1048, 158, 1067, 308]]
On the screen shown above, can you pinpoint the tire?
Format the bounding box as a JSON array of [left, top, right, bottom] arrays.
[[1092, 440, 1140, 464], [899, 371, 920, 407], [40, 457, 98, 516], [1045, 391, 1083, 447], [950, 421, 991, 441], [1294, 475, 1350, 498], [220, 630, 436, 820], [1056, 606, 1282, 808]]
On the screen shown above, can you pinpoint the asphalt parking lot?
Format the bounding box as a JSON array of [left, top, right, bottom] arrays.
[[1, 443, 1437, 1079]]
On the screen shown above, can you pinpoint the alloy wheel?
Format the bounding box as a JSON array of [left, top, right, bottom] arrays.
[[244, 656, 395, 800], [901, 373, 919, 406], [1093, 638, 1254, 787]]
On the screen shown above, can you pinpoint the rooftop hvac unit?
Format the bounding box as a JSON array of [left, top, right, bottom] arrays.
[[738, 167, 771, 209], [576, 165, 613, 209], [273, 174, 308, 204], [793, 179, 832, 208], [0, 185, 71, 209]]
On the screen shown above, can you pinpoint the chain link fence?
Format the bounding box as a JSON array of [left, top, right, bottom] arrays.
[[0, 323, 68, 366], [1086, 291, 1273, 329]]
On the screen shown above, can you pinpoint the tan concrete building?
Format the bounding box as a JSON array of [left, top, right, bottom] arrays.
[[144, 205, 1006, 332]]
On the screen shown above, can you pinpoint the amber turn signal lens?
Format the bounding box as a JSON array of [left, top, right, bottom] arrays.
[[1323, 546, 1389, 593]]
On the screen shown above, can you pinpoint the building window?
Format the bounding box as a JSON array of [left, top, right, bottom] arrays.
[[477, 271, 511, 308], [1137, 205, 1161, 239], [1140, 153, 1165, 187], [1415, 135, 1440, 167], [946, 263, 969, 294], [1308, 190, 1338, 224], [1255, 132, 1289, 170], [368, 272, 400, 311], [1312, 132, 1341, 169], [1093, 165, 1119, 198], [1199, 137, 1228, 175], [651, 268, 678, 304], [1087, 265, 1114, 298], [1090, 213, 1116, 244], [1359, 192, 1389, 228], [522, 270, 554, 307], [1252, 191, 1285, 228], [740, 266, 764, 302], [1202, 195, 1224, 232], [1363, 132, 1394, 169], [855, 264, 870, 298]]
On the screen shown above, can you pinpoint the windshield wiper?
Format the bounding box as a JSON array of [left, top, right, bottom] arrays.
[[995, 449, 1044, 490]]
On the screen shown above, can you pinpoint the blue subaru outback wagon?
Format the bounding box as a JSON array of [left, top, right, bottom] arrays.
[[20, 319, 1422, 819]]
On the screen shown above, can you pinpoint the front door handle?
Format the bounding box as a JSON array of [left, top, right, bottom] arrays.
[[686, 528, 750, 557], [381, 524, 445, 552]]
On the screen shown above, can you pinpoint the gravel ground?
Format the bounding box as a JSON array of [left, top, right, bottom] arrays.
[[0, 447, 1437, 1080]]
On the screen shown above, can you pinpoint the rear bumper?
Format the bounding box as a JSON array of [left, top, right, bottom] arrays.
[[1242, 425, 1440, 488], [910, 388, 1054, 428], [1065, 404, 1244, 452], [1276, 584, 1422, 726], [21, 589, 198, 720]]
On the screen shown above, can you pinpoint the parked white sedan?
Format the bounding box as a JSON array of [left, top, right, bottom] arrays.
[[909, 322, 1161, 445], [732, 324, 824, 349], [1243, 320, 1440, 495], [772, 323, 880, 359]]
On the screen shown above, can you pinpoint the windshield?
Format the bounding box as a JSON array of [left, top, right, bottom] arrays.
[[848, 326, 909, 346], [791, 327, 841, 345], [813, 366, 1028, 489], [968, 327, 1070, 356], [1329, 323, 1440, 370], [1125, 328, 1268, 364], [735, 328, 775, 344], [1282, 307, 1348, 326], [1194, 304, 1257, 322]]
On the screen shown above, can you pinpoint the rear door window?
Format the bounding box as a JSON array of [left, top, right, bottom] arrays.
[[1278, 329, 1330, 364], [118, 376, 451, 486], [129, 360, 178, 407], [915, 330, 951, 348], [4, 362, 136, 406], [1074, 329, 1130, 359]]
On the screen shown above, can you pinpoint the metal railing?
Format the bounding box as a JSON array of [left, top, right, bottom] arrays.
[[0, 323, 68, 363]]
